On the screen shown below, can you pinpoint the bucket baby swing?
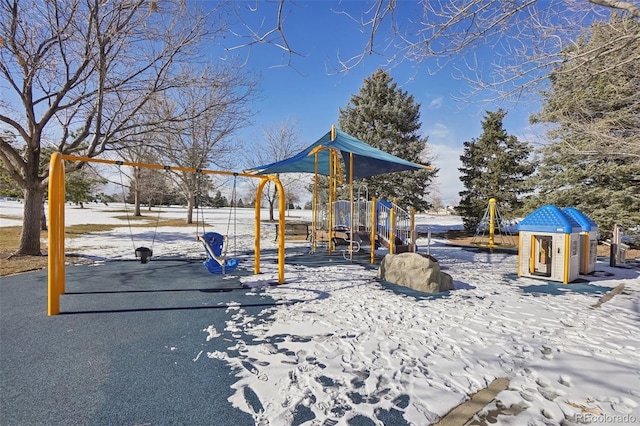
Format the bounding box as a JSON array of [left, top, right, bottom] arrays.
[[118, 163, 164, 264], [195, 173, 239, 274]]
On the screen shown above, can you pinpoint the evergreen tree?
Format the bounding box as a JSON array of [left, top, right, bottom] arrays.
[[212, 190, 227, 208], [65, 167, 107, 209], [528, 18, 640, 240], [458, 110, 534, 232], [338, 69, 437, 211], [531, 17, 640, 159], [524, 141, 640, 240], [0, 166, 22, 198]]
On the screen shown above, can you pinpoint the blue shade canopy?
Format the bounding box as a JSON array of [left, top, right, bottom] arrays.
[[517, 205, 582, 233], [246, 128, 432, 180]]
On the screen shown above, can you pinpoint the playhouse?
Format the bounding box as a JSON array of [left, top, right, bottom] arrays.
[[562, 207, 598, 275], [517, 205, 582, 284]]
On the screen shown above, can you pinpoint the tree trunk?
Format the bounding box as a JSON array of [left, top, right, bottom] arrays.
[[269, 200, 275, 221], [40, 200, 48, 231], [134, 187, 141, 216], [18, 186, 45, 255], [133, 167, 141, 216], [186, 192, 194, 225]]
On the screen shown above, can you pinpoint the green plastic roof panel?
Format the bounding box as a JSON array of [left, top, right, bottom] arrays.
[[517, 205, 582, 234], [246, 128, 431, 180]]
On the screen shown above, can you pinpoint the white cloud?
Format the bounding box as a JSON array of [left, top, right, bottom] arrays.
[[428, 96, 444, 109], [428, 122, 450, 139], [430, 143, 464, 206]]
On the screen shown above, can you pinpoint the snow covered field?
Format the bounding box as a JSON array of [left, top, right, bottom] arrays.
[[1, 199, 639, 425]]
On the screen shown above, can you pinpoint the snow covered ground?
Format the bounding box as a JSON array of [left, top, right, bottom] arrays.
[[1, 199, 639, 425]]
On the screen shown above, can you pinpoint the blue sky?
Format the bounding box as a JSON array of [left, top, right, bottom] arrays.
[[220, 1, 541, 206]]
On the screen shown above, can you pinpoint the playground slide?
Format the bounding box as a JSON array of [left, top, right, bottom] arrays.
[[375, 200, 412, 253]]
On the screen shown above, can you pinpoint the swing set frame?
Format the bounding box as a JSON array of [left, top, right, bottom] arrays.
[[47, 153, 287, 316]]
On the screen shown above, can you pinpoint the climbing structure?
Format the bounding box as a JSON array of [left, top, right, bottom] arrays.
[[471, 198, 516, 251], [247, 125, 433, 263]]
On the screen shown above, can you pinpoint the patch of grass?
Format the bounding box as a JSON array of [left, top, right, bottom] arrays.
[[111, 217, 191, 227], [0, 219, 192, 276], [0, 227, 49, 276]]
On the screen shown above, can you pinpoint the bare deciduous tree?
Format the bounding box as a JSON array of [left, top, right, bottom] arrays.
[[0, 0, 234, 255], [230, 1, 639, 159], [153, 64, 257, 224], [229, 0, 639, 102], [244, 119, 307, 221], [115, 137, 163, 217]]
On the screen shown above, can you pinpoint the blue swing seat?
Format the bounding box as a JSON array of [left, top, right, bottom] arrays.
[[198, 232, 239, 274]]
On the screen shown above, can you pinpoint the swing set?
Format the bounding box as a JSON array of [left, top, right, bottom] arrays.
[[47, 153, 287, 316]]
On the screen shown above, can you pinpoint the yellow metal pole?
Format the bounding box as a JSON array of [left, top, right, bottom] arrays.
[[331, 124, 336, 141], [530, 235, 535, 274], [328, 149, 334, 255], [563, 234, 570, 284], [489, 198, 496, 251], [59, 154, 260, 179], [410, 208, 416, 252], [313, 153, 318, 253], [254, 178, 269, 275], [272, 175, 286, 284], [370, 197, 377, 264], [390, 198, 396, 254], [349, 152, 354, 260], [48, 153, 65, 316]]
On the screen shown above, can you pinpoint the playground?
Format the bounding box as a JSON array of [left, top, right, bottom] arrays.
[[1, 127, 639, 425], [1, 199, 639, 425]]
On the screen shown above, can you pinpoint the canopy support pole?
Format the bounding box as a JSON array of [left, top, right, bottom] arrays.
[[349, 152, 354, 261]]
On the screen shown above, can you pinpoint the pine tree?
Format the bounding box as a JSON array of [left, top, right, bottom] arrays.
[[529, 17, 640, 240], [458, 110, 534, 232], [65, 167, 107, 209], [338, 69, 437, 211], [212, 190, 227, 208], [524, 141, 640, 240]]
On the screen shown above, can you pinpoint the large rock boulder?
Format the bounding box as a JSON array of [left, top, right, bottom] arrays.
[[377, 252, 454, 293]]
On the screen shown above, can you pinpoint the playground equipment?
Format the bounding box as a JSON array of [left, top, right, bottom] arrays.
[[194, 174, 240, 274], [116, 164, 165, 264], [248, 126, 431, 262], [605, 223, 630, 267], [517, 205, 585, 284], [47, 153, 287, 316], [317, 198, 416, 260], [197, 232, 239, 274], [562, 207, 598, 274], [471, 198, 516, 251]]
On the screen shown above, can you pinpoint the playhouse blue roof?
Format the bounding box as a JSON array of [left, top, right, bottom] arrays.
[[245, 128, 432, 180], [517, 205, 582, 233], [562, 207, 598, 232]]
